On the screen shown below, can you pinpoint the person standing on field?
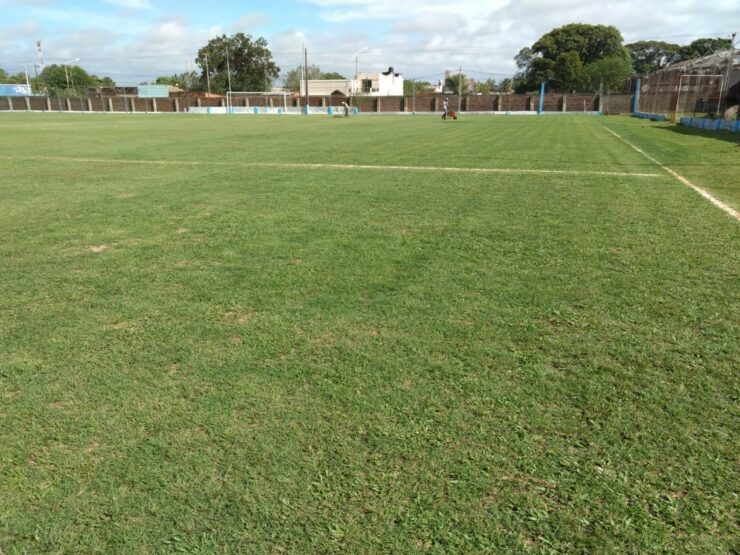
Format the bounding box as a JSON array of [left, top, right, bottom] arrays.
[[442, 97, 449, 119]]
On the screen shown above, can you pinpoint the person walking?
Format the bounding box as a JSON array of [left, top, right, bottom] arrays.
[[442, 97, 449, 119]]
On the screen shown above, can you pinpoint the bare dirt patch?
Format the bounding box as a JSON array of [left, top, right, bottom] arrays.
[[89, 245, 108, 253], [175, 228, 188, 234]]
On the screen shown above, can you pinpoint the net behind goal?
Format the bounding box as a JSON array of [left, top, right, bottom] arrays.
[[674, 74, 724, 119], [226, 92, 291, 114]]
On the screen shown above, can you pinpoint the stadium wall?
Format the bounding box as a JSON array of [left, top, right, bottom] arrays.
[[0, 92, 638, 115]]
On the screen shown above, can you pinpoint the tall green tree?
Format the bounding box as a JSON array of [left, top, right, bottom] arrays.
[[586, 55, 633, 91], [679, 37, 733, 59], [39, 64, 96, 96], [514, 23, 632, 92], [627, 40, 682, 74], [196, 33, 279, 94], [444, 73, 467, 94]]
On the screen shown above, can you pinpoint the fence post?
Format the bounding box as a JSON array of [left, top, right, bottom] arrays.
[[538, 83, 545, 113], [632, 78, 640, 114]]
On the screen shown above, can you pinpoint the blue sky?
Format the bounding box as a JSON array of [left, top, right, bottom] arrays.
[[1, 0, 737, 86]]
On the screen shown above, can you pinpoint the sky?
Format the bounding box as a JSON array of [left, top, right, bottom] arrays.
[[0, 0, 738, 86]]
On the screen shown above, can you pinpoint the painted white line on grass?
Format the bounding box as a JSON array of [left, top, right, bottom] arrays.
[[0, 155, 661, 179], [602, 126, 739, 220]]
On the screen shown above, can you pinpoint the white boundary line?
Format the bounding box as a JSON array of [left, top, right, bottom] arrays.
[[0, 155, 660, 179], [602, 125, 739, 221]]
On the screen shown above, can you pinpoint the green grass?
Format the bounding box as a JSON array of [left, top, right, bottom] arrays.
[[0, 113, 738, 554]]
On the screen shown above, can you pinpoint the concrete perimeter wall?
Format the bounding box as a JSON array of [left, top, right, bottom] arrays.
[[0, 93, 636, 115]]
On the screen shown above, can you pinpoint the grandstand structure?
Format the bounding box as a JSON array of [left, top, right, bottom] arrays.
[[635, 49, 740, 119]]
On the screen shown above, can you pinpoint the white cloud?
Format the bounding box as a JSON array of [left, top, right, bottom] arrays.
[[103, 0, 153, 10], [2, 0, 737, 88], [231, 13, 272, 32]]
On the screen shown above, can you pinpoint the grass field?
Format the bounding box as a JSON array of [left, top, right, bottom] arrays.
[[0, 113, 738, 553]]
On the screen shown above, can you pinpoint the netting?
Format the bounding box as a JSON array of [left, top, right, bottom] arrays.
[[226, 92, 290, 114]]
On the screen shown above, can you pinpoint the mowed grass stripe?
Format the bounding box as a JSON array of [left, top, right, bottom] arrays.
[[0, 154, 661, 177], [0, 113, 738, 553]]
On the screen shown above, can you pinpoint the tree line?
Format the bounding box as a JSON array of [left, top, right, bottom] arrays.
[[513, 25, 732, 93], [1, 28, 732, 96]]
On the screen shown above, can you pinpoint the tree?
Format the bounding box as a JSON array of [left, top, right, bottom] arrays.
[[153, 71, 201, 91], [39, 64, 96, 96], [196, 33, 279, 94], [679, 37, 732, 59], [322, 72, 346, 80], [585, 55, 633, 91], [476, 79, 496, 94], [403, 79, 433, 95], [282, 65, 346, 92], [498, 78, 513, 93], [553, 51, 586, 91], [444, 73, 467, 94], [627, 40, 681, 74], [514, 23, 632, 92]]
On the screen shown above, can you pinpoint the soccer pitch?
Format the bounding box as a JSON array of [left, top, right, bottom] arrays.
[[0, 113, 738, 553]]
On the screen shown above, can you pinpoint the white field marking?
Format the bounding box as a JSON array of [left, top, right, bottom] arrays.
[[0, 154, 660, 179], [602, 125, 739, 221]]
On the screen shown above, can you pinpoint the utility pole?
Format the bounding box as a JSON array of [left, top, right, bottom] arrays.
[[304, 46, 309, 113], [204, 55, 211, 94], [458, 65, 462, 114], [412, 79, 416, 115]]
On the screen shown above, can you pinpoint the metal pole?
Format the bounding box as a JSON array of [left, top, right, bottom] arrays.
[[719, 32, 736, 116], [674, 74, 684, 122], [538, 82, 545, 113], [304, 47, 309, 113], [64, 64, 70, 96], [716, 76, 725, 117], [412, 80, 416, 115], [225, 45, 232, 94], [458, 65, 462, 114], [633, 78, 641, 114], [204, 55, 211, 94]]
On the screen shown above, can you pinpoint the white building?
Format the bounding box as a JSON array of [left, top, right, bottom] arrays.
[[300, 67, 404, 97]]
